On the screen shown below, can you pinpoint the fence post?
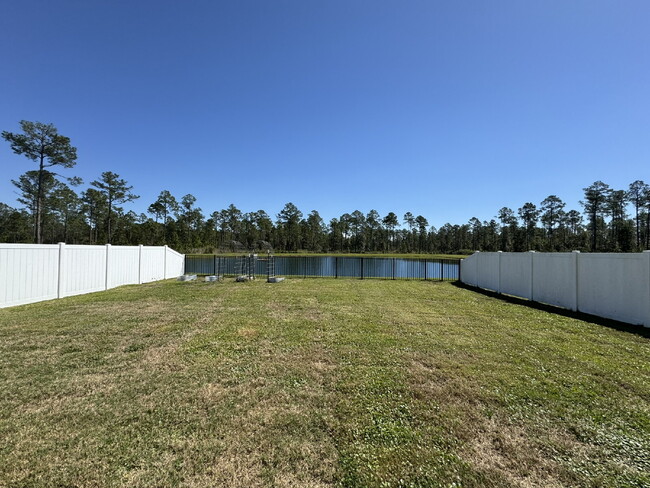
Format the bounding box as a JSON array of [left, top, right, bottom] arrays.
[[164, 245, 168, 279], [57, 242, 66, 299], [214, 255, 217, 276], [497, 251, 502, 293], [643, 251, 650, 327], [392, 258, 395, 280], [424, 259, 427, 281], [572, 250, 580, 312], [138, 245, 143, 284], [105, 244, 111, 290], [440, 259, 443, 281], [528, 250, 535, 300], [361, 257, 364, 280], [335, 257, 338, 279]]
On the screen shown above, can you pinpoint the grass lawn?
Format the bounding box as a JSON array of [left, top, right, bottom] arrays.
[[0, 279, 648, 487]]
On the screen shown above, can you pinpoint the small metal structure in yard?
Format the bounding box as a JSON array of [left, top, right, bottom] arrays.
[[262, 251, 285, 283], [204, 275, 221, 282], [235, 253, 257, 282]]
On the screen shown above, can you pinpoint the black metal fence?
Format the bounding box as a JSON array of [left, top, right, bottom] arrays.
[[184, 255, 460, 281]]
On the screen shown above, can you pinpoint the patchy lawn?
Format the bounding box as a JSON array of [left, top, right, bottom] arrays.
[[0, 279, 648, 487]]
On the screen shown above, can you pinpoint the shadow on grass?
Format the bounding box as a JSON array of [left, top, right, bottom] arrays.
[[452, 281, 650, 339]]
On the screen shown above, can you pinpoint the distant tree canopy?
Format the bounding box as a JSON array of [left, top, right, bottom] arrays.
[[90, 171, 139, 244], [2, 122, 650, 253]]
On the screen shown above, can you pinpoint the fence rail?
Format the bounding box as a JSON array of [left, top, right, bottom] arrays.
[[185, 255, 460, 281]]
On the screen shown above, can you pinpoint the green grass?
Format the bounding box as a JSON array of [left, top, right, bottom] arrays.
[[0, 279, 648, 487]]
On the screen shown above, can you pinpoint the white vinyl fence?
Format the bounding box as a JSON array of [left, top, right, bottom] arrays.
[[461, 251, 650, 328], [0, 244, 185, 308]]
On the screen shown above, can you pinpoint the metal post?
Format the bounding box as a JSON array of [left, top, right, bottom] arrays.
[[440, 259, 444, 281], [424, 259, 427, 281], [392, 258, 395, 280], [360, 257, 364, 280], [214, 255, 217, 276], [335, 257, 338, 279]]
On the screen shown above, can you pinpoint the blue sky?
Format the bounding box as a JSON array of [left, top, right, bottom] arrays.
[[1, 0, 649, 228]]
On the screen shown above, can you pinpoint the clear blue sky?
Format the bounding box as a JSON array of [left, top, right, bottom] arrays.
[[1, 0, 649, 228]]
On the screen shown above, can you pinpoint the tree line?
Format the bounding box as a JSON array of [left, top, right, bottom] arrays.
[[2, 121, 650, 254]]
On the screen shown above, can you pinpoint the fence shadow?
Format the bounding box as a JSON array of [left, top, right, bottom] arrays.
[[452, 281, 650, 339]]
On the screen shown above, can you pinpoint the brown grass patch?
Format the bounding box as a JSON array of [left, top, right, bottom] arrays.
[[237, 327, 259, 338], [266, 300, 289, 320], [199, 382, 228, 403], [409, 355, 482, 406], [142, 343, 181, 370], [408, 355, 575, 487], [466, 416, 575, 488]]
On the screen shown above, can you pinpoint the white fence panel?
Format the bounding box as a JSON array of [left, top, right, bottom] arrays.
[[578, 254, 650, 326], [460, 253, 478, 286], [107, 246, 140, 289], [477, 252, 500, 292], [0, 244, 59, 307], [500, 253, 533, 300], [532, 253, 576, 310], [461, 251, 650, 328], [61, 245, 106, 297], [141, 246, 166, 283], [165, 247, 185, 279], [0, 243, 184, 308]]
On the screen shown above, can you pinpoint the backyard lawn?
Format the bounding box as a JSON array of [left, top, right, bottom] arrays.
[[0, 278, 648, 487]]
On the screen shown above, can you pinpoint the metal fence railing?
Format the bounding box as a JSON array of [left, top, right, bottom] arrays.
[[184, 255, 460, 281]]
